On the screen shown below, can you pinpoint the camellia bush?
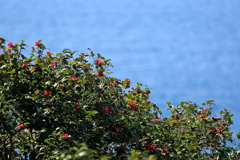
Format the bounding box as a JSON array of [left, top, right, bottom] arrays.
[[0, 38, 240, 160]]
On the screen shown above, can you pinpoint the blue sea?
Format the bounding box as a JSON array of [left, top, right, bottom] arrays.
[[1, 0, 240, 141]]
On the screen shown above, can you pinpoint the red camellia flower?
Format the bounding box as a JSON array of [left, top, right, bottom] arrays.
[[70, 76, 78, 81], [217, 129, 224, 133], [124, 78, 130, 82], [8, 42, 13, 47], [162, 148, 168, 153], [8, 49, 12, 53], [173, 114, 179, 118], [198, 114, 204, 118], [182, 130, 185, 134], [120, 94, 124, 98], [96, 60, 103, 65], [114, 129, 120, 134], [146, 90, 151, 94], [154, 115, 159, 119], [135, 89, 140, 93], [221, 122, 228, 126], [109, 82, 113, 85], [61, 134, 69, 139], [51, 60, 57, 67], [128, 101, 134, 106], [46, 52, 51, 55], [32, 67, 37, 70], [35, 42, 40, 46], [117, 146, 124, 152], [147, 101, 151, 104], [131, 105, 138, 111], [22, 64, 28, 69], [204, 109, 209, 112], [98, 72, 103, 77], [146, 145, 156, 150], [104, 108, 110, 113], [115, 79, 120, 83], [17, 125, 25, 130], [75, 105, 80, 111], [44, 91, 50, 97], [210, 128, 215, 133]]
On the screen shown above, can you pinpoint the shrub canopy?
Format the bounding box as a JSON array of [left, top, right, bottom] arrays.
[[0, 38, 239, 160]]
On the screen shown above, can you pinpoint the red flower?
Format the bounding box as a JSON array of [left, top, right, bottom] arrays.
[[210, 128, 215, 133], [104, 108, 110, 113], [147, 101, 151, 104], [51, 60, 57, 67], [120, 94, 124, 98], [70, 76, 78, 81], [22, 64, 28, 69], [162, 148, 168, 153], [44, 91, 50, 97], [154, 115, 159, 119], [61, 134, 69, 139], [173, 114, 179, 118], [46, 52, 51, 55], [96, 60, 103, 65], [124, 78, 130, 82], [204, 109, 209, 112], [32, 67, 37, 70], [117, 146, 124, 152], [221, 122, 228, 126], [128, 101, 134, 106], [217, 129, 224, 133], [198, 114, 204, 118], [146, 90, 151, 94], [115, 79, 120, 83], [75, 105, 80, 111], [17, 125, 25, 130], [131, 105, 138, 111], [98, 72, 103, 77], [109, 82, 113, 85], [8, 42, 13, 47], [181, 130, 185, 134], [8, 49, 12, 53], [114, 129, 120, 134], [135, 89, 140, 93], [35, 42, 40, 46]]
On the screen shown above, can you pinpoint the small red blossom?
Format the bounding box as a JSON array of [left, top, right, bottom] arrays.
[[124, 78, 130, 82], [135, 89, 140, 93], [181, 130, 185, 134], [75, 105, 80, 111], [128, 101, 134, 106], [46, 52, 51, 55], [32, 67, 37, 70], [210, 128, 215, 133], [109, 82, 113, 85], [17, 125, 25, 130], [204, 109, 209, 112], [173, 114, 179, 118], [22, 64, 28, 69], [221, 122, 228, 126], [154, 115, 159, 119], [104, 108, 110, 113], [70, 76, 78, 81], [115, 79, 120, 83], [120, 94, 124, 98], [8, 42, 13, 47], [146, 90, 151, 94], [162, 148, 168, 153], [51, 60, 57, 67], [198, 114, 204, 118], [35, 42, 40, 46], [96, 60, 103, 65], [217, 129, 224, 133], [98, 72, 103, 77], [61, 134, 69, 139], [131, 105, 138, 111], [117, 146, 124, 152], [114, 129, 120, 134], [44, 91, 50, 97], [8, 49, 12, 53], [147, 101, 151, 104]]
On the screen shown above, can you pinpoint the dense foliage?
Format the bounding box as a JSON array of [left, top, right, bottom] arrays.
[[0, 38, 240, 160]]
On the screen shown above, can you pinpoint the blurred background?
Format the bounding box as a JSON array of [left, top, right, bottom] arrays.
[[1, 0, 240, 143]]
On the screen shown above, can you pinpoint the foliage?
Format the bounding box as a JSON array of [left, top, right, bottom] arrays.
[[0, 38, 239, 160]]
